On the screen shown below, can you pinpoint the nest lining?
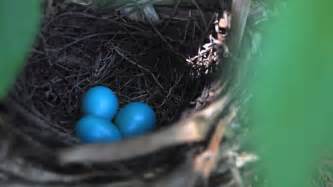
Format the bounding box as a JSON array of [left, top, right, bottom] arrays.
[[0, 1, 234, 186], [10, 3, 220, 146]]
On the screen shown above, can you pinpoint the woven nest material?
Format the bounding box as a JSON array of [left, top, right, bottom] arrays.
[[0, 1, 248, 187]]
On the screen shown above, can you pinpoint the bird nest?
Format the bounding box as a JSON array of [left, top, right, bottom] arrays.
[[0, 1, 244, 187]]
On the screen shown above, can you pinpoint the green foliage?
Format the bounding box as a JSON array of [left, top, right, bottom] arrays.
[[249, 0, 333, 186], [0, 0, 40, 99]]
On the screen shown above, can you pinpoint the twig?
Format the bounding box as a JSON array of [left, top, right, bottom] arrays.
[[156, 6, 215, 22], [48, 32, 127, 52], [143, 107, 237, 187], [0, 180, 144, 187], [193, 107, 237, 178], [4, 98, 78, 145], [191, 0, 208, 29], [0, 159, 111, 184], [230, 0, 251, 52], [112, 46, 165, 90], [148, 21, 179, 56], [158, 74, 183, 108]]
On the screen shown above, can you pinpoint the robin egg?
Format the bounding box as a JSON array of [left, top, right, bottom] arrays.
[[75, 115, 122, 143], [82, 86, 119, 119], [115, 102, 156, 137]]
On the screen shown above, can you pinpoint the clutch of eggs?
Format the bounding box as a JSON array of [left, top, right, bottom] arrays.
[[75, 85, 156, 143]]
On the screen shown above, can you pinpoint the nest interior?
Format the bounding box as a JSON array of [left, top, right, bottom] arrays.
[[10, 3, 223, 146], [0, 1, 232, 185]]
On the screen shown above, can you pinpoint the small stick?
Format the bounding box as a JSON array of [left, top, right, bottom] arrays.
[[4, 98, 78, 145], [0, 159, 114, 184], [112, 46, 165, 90], [193, 107, 237, 178], [230, 0, 251, 52], [147, 107, 237, 187], [191, 0, 208, 29], [48, 32, 127, 52], [0, 180, 144, 187]]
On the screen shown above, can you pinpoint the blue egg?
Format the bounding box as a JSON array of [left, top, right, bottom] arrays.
[[75, 115, 122, 143], [115, 102, 156, 137], [82, 86, 119, 119]]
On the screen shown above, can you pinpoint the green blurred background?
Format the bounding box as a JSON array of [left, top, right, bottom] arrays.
[[249, 0, 333, 186]]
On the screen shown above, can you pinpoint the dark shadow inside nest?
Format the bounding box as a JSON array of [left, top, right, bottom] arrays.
[[9, 5, 219, 149]]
